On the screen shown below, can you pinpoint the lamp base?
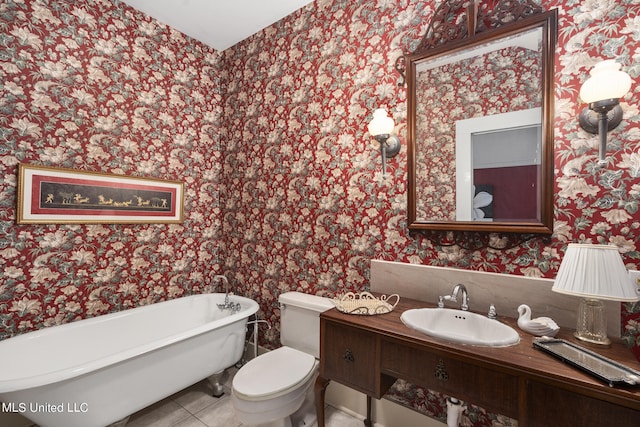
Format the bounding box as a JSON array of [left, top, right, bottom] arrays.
[[573, 332, 611, 348], [574, 298, 611, 347]]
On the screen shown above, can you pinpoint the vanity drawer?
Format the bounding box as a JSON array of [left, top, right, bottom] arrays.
[[380, 339, 519, 418], [523, 380, 640, 427], [320, 320, 381, 396]]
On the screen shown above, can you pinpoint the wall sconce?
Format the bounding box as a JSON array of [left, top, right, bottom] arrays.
[[578, 60, 632, 165], [367, 108, 401, 178]]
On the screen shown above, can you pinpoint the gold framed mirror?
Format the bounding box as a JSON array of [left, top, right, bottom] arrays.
[[403, 1, 557, 234]]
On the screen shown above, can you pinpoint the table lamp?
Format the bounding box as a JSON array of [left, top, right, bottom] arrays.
[[552, 243, 640, 346]]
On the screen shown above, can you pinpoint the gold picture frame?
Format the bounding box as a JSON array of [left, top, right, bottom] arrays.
[[17, 163, 185, 224]]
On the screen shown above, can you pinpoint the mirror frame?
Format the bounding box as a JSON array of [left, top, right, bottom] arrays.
[[406, 8, 557, 234]]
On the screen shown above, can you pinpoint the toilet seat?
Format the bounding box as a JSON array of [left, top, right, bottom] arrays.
[[232, 346, 316, 401]]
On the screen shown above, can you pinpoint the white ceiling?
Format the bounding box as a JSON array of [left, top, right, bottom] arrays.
[[120, 0, 313, 52]]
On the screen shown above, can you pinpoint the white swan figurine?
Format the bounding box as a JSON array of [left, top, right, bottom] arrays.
[[517, 304, 560, 337]]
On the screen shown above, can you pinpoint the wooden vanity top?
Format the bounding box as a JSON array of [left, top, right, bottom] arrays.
[[320, 295, 640, 410]]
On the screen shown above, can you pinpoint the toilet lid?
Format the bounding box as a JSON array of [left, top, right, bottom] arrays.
[[233, 346, 316, 398]]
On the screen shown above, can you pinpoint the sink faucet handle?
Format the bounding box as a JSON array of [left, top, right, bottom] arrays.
[[488, 304, 497, 319], [438, 284, 469, 311], [438, 293, 460, 307]]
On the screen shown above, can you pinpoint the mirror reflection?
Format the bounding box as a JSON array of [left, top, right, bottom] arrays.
[[460, 113, 541, 222]]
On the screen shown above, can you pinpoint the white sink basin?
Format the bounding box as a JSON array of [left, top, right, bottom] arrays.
[[401, 308, 520, 347]]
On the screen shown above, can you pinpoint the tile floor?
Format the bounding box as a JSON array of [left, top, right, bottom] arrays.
[[126, 368, 364, 427]]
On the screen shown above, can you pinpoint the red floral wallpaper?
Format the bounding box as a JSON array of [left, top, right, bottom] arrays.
[[1, 0, 640, 425], [218, 0, 640, 354], [1, 0, 223, 335]]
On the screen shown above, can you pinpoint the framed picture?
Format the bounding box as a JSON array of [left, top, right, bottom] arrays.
[[17, 163, 184, 224]]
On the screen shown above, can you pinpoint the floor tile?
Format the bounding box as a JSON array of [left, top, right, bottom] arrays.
[[127, 399, 191, 427], [193, 399, 242, 427], [127, 369, 363, 427], [172, 381, 223, 414], [172, 415, 209, 427], [325, 405, 365, 427]]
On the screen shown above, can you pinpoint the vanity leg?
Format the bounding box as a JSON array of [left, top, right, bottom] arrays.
[[315, 376, 330, 427], [364, 395, 372, 427]]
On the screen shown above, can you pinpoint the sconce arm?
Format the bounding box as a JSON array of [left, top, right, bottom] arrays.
[[578, 98, 624, 165], [374, 134, 401, 178]]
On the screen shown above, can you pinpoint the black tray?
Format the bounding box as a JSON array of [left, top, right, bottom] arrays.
[[533, 337, 640, 387]]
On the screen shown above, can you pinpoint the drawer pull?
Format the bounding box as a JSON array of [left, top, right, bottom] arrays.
[[435, 359, 449, 381], [343, 349, 355, 363]]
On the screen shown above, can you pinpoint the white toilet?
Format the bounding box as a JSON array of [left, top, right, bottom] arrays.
[[231, 291, 334, 427]]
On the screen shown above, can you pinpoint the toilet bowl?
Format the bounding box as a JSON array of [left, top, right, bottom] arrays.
[[230, 292, 333, 427], [231, 347, 317, 427]]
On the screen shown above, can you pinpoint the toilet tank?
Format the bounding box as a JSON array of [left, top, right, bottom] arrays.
[[279, 292, 334, 358]]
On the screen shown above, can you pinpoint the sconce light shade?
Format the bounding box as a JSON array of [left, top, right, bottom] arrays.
[[578, 60, 632, 165], [552, 243, 640, 346], [579, 60, 631, 104], [368, 108, 401, 178], [368, 108, 395, 136]]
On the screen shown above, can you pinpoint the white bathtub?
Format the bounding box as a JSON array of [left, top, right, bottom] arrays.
[[0, 293, 259, 427]]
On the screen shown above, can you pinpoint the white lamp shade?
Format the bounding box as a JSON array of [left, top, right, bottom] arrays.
[[579, 60, 631, 104], [368, 108, 395, 136], [552, 243, 640, 301]]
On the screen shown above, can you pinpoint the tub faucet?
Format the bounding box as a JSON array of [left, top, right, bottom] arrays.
[[438, 284, 469, 311], [213, 274, 230, 301], [213, 275, 240, 312]]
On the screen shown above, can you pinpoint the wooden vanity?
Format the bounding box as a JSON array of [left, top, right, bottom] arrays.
[[315, 296, 640, 427]]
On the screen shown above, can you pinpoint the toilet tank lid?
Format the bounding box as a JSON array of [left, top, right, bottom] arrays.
[[279, 292, 334, 312]]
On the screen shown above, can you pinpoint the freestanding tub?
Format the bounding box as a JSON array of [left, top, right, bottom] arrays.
[[0, 293, 259, 427]]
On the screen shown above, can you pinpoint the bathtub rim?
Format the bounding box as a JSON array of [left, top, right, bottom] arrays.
[[0, 293, 258, 393]]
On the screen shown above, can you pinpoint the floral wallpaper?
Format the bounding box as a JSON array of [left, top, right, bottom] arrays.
[[0, 0, 223, 335], [219, 0, 640, 352], [1, 0, 640, 426], [218, 0, 640, 423]]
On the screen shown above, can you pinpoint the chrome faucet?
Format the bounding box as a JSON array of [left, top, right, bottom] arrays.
[[438, 284, 469, 311], [213, 275, 241, 312]]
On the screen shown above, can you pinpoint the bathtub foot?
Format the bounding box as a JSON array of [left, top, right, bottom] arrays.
[[107, 415, 130, 427], [208, 370, 228, 398]]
